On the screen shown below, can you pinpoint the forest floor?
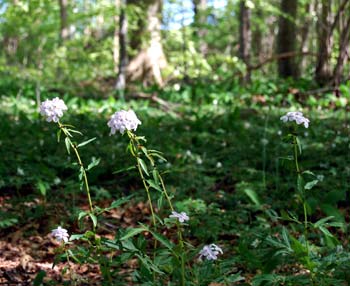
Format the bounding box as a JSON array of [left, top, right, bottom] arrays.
[[1, 83, 350, 285]]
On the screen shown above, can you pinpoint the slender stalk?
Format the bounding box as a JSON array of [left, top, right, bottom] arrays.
[[293, 135, 300, 174], [136, 159, 157, 228], [128, 132, 158, 283], [58, 122, 93, 213], [158, 171, 186, 286], [293, 135, 309, 253], [71, 143, 94, 213], [128, 134, 157, 228]]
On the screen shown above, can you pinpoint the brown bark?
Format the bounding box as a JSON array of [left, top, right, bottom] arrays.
[[193, 0, 208, 56], [113, 0, 120, 74], [299, 1, 313, 73], [333, 16, 350, 85], [276, 0, 298, 78], [252, 7, 263, 63], [239, 0, 251, 83], [116, 0, 128, 90], [58, 0, 69, 43], [127, 0, 167, 86], [315, 0, 333, 84]]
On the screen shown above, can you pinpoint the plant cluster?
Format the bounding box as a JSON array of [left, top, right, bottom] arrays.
[[30, 96, 350, 286]]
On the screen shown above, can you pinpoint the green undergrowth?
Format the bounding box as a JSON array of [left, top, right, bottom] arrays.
[[1, 79, 350, 284]]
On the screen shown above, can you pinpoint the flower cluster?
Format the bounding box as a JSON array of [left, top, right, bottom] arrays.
[[40, 97, 68, 123], [51, 226, 69, 243], [108, 110, 141, 135], [169, 211, 189, 223], [280, 111, 310, 128], [199, 244, 223, 261]]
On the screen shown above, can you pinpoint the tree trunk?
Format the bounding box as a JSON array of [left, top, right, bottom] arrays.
[[58, 0, 69, 43], [315, 0, 333, 84], [276, 0, 298, 78], [127, 0, 167, 86], [239, 0, 251, 83], [116, 0, 128, 90], [333, 16, 350, 85], [252, 7, 263, 63], [113, 0, 120, 74], [299, 1, 313, 73], [193, 0, 208, 56]]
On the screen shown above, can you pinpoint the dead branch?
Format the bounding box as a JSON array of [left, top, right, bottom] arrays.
[[248, 51, 318, 71], [128, 92, 182, 117]]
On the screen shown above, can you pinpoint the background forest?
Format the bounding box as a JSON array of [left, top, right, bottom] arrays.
[[0, 0, 350, 285]]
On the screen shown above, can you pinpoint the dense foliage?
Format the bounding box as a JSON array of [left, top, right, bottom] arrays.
[[1, 0, 350, 285]]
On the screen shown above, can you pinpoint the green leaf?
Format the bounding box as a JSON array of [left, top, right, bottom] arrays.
[[78, 167, 84, 181], [67, 129, 83, 135], [152, 169, 160, 185], [297, 175, 304, 194], [69, 234, 85, 241], [67, 249, 82, 263], [149, 230, 174, 251], [64, 137, 71, 154], [137, 158, 149, 176], [77, 137, 96, 148], [141, 146, 154, 166], [314, 216, 334, 228], [57, 129, 62, 142], [296, 136, 302, 155], [243, 188, 260, 207], [319, 226, 334, 237], [78, 211, 88, 221], [89, 213, 98, 228], [147, 179, 162, 192], [36, 180, 47, 197], [113, 165, 136, 174], [105, 196, 132, 211], [302, 170, 316, 177], [120, 227, 145, 240], [281, 227, 291, 249], [87, 157, 100, 171], [33, 270, 46, 286], [151, 152, 167, 162], [304, 180, 318, 190]]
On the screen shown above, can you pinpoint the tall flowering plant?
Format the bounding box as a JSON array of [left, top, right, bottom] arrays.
[[40, 101, 230, 284], [107, 109, 190, 285], [280, 112, 310, 242], [277, 111, 345, 283], [40, 97, 95, 218]]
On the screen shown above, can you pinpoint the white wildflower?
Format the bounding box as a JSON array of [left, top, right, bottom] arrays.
[[40, 97, 68, 123], [169, 211, 189, 223], [216, 162, 222, 168], [280, 111, 310, 128], [199, 244, 223, 261], [51, 226, 69, 243], [17, 167, 25, 176], [261, 138, 269, 145], [174, 83, 181, 91], [185, 150, 192, 157], [196, 157, 203, 165], [107, 110, 141, 135]]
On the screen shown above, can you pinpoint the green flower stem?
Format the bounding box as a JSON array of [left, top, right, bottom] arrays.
[[157, 173, 186, 286], [58, 122, 94, 213], [136, 158, 157, 228], [293, 135, 309, 252], [71, 143, 94, 213], [293, 135, 300, 174], [65, 248, 74, 283], [128, 134, 157, 228]]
